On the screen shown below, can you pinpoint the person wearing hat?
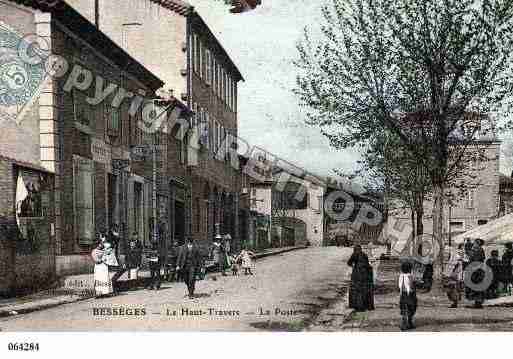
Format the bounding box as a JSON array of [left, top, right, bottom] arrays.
[[465, 238, 486, 308], [177, 237, 202, 299], [486, 250, 501, 299], [146, 242, 162, 290], [502, 242, 513, 292], [212, 235, 228, 276]]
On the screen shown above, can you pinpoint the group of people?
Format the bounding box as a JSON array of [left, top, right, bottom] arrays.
[[211, 234, 256, 277], [91, 225, 143, 298], [91, 227, 257, 300], [446, 240, 513, 309], [346, 245, 424, 331], [346, 240, 513, 331]]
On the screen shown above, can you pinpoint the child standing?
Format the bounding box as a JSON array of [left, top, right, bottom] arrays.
[[237, 248, 256, 275], [399, 261, 417, 331]]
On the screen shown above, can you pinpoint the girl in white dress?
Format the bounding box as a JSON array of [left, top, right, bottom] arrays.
[[91, 242, 115, 297], [237, 248, 256, 275]]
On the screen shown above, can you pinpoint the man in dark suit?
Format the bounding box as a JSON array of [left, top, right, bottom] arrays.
[[177, 237, 202, 299]]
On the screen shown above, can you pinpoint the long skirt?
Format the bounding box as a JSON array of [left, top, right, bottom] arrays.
[[94, 263, 113, 296], [348, 272, 375, 311]]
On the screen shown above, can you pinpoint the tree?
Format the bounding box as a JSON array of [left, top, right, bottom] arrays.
[[352, 131, 432, 241], [295, 0, 513, 274]]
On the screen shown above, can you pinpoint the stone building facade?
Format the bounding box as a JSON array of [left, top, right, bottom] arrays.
[[391, 140, 501, 247], [67, 0, 248, 252], [1, 0, 170, 278]]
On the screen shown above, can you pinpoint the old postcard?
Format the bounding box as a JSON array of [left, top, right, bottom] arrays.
[[1, 0, 513, 348]]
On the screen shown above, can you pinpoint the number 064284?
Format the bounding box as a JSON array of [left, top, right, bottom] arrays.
[[8, 343, 40, 351]]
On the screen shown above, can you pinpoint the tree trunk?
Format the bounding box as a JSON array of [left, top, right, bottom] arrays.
[[432, 183, 445, 280], [411, 209, 416, 256], [416, 206, 424, 256]]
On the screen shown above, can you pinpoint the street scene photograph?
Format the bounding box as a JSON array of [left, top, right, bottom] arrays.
[[2, 0, 513, 343]]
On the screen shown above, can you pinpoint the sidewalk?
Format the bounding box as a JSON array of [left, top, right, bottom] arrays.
[[0, 245, 307, 319], [313, 284, 513, 332], [308, 251, 513, 331]]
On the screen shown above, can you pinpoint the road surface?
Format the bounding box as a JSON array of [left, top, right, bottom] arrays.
[[0, 247, 353, 331]]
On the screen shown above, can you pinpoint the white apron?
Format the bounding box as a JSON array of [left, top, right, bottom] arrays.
[[129, 268, 139, 279], [94, 263, 113, 296]]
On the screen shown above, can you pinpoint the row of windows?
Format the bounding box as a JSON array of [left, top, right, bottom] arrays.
[[191, 33, 237, 112], [192, 102, 231, 161]]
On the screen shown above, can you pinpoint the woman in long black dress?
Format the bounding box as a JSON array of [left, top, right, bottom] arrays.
[[347, 245, 375, 311]]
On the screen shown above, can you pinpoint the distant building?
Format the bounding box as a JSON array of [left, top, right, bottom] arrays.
[[245, 155, 326, 247], [390, 117, 501, 249], [499, 173, 513, 217]]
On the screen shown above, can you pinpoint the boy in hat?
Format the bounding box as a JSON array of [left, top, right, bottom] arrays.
[[147, 242, 161, 290]]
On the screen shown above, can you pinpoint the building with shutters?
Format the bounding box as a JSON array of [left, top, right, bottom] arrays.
[[67, 0, 248, 253], [0, 0, 175, 279]]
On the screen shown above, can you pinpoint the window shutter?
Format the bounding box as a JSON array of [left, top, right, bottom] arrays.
[[127, 176, 135, 238]]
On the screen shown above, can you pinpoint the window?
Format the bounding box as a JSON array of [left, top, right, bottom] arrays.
[[17, 171, 50, 218], [199, 39, 203, 78], [106, 104, 120, 132], [73, 88, 92, 127], [232, 80, 236, 111], [206, 112, 212, 152], [190, 33, 194, 71], [478, 219, 488, 226], [275, 182, 308, 210], [73, 156, 95, 245], [218, 65, 222, 96], [466, 189, 475, 208], [220, 125, 225, 152], [206, 49, 212, 85], [180, 135, 187, 165], [228, 77, 232, 109], [224, 72, 228, 103], [220, 69, 225, 101], [193, 34, 197, 73], [233, 82, 237, 112], [213, 58, 217, 93], [191, 103, 196, 130]]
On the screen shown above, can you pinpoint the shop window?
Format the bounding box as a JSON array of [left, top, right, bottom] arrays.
[[16, 171, 51, 218]]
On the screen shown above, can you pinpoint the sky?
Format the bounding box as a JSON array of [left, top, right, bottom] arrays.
[[188, 0, 513, 181], [187, 0, 361, 181]]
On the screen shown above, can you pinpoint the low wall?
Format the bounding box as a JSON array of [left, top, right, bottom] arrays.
[[56, 254, 93, 276]]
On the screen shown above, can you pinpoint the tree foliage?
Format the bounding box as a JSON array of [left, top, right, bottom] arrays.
[[295, 0, 513, 268], [295, 0, 513, 179]]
